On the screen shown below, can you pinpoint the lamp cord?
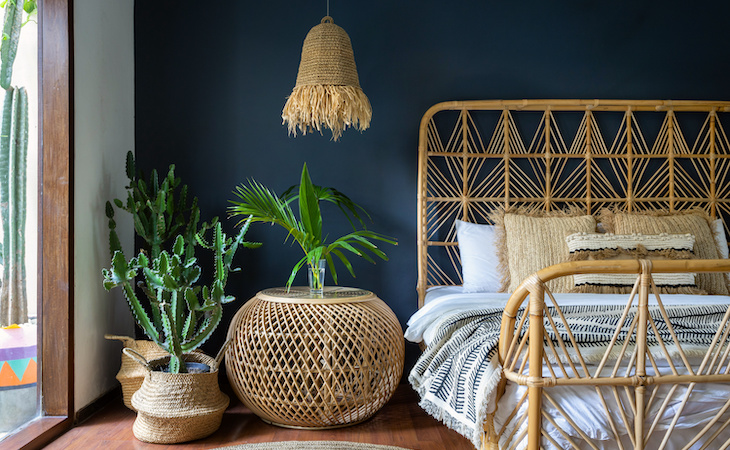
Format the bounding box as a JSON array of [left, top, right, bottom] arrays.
[[326, 0, 329, 16]]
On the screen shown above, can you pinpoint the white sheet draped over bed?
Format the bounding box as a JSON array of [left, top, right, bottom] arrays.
[[406, 287, 730, 449]]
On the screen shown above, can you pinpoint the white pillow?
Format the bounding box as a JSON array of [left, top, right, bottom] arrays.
[[455, 219, 501, 292], [714, 218, 729, 259]]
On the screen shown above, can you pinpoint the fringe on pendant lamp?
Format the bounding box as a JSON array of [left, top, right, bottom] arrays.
[[282, 16, 372, 141]]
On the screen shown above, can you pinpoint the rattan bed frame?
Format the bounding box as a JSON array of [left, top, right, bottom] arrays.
[[416, 100, 730, 449]]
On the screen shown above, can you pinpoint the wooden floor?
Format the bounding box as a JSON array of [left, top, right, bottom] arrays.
[[44, 383, 475, 450]]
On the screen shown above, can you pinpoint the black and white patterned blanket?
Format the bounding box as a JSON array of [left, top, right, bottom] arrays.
[[408, 303, 730, 449]]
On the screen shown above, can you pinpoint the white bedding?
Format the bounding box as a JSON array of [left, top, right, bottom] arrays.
[[406, 287, 730, 449], [406, 286, 730, 346]]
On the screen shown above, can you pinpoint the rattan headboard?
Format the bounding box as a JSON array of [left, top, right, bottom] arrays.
[[417, 99, 730, 307]]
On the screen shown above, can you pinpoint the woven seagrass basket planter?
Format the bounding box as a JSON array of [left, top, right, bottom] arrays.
[[226, 287, 405, 429], [105, 335, 169, 411], [125, 349, 229, 444]]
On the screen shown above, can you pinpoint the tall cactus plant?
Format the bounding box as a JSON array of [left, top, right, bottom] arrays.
[[0, 0, 24, 90], [0, 87, 10, 325], [10, 86, 26, 321], [106, 152, 205, 339], [103, 219, 259, 373], [0, 86, 27, 326], [0, 0, 35, 326], [107, 151, 200, 262], [104, 152, 260, 372]]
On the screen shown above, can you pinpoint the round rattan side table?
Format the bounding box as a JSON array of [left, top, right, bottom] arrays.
[[226, 286, 405, 429]]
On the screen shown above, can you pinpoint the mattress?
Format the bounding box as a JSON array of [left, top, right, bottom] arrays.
[[406, 287, 730, 449]]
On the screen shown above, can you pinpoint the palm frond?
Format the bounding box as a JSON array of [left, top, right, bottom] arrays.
[[230, 164, 397, 288], [229, 179, 304, 243], [298, 163, 322, 246], [282, 184, 371, 230], [329, 249, 355, 280], [286, 254, 309, 289]]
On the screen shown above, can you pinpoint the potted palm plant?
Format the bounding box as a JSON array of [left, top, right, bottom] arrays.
[[229, 163, 396, 293], [225, 164, 401, 429]]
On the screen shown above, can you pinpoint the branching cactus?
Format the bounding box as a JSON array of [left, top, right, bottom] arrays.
[[102, 218, 259, 373], [107, 151, 200, 262]]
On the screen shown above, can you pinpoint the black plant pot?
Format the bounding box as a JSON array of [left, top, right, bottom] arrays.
[[156, 361, 210, 373]]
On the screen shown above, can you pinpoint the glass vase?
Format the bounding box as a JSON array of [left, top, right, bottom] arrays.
[[308, 259, 326, 296]]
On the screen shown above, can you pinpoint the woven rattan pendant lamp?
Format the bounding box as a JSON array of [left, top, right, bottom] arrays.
[[282, 14, 372, 141]]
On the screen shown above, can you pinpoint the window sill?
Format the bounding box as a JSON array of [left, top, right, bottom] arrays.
[[0, 416, 71, 449]]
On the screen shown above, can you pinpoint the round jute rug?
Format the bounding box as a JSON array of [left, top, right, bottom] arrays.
[[216, 441, 412, 450]]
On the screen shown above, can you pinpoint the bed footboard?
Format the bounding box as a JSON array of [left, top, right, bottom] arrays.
[[493, 258, 730, 450]]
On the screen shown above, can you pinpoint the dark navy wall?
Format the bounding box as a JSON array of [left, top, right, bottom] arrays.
[[135, 1, 730, 369]]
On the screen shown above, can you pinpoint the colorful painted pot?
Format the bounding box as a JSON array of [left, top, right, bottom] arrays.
[[0, 323, 37, 433]]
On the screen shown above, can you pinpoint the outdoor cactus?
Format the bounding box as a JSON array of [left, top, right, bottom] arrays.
[[0, 86, 27, 326], [0, 0, 35, 326], [0, 0, 23, 90], [0, 87, 10, 325], [103, 218, 259, 373]]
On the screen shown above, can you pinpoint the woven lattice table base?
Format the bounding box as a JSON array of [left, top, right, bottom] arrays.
[[226, 287, 405, 429]]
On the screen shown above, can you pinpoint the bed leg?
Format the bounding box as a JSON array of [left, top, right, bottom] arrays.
[[527, 283, 545, 450], [635, 385, 646, 449], [481, 413, 499, 450], [481, 415, 500, 450]]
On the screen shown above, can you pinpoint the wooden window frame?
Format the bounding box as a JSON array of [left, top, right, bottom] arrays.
[[2, 0, 73, 448]]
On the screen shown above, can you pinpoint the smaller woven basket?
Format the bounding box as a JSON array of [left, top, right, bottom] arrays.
[[125, 348, 230, 444], [105, 335, 169, 411]]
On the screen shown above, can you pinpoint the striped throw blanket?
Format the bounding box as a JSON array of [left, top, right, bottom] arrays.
[[408, 304, 730, 449]]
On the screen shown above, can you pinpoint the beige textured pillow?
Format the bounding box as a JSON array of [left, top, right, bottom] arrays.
[[565, 232, 704, 294], [600, 209, 728, 295], [494, 209, 597, 293]]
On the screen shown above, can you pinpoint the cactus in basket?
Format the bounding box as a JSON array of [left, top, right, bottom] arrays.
[[104, 151, 202, 348], [104, 151, 260, 373], [103, 218, 259, 373]]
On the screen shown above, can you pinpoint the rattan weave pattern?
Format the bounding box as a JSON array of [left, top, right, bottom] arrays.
[[260, 286, 369, 302], [417, 99, 730, 307], [226, 288, 405, 429], [416, 100, 730, 449], [295, 16, 360, 88]]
